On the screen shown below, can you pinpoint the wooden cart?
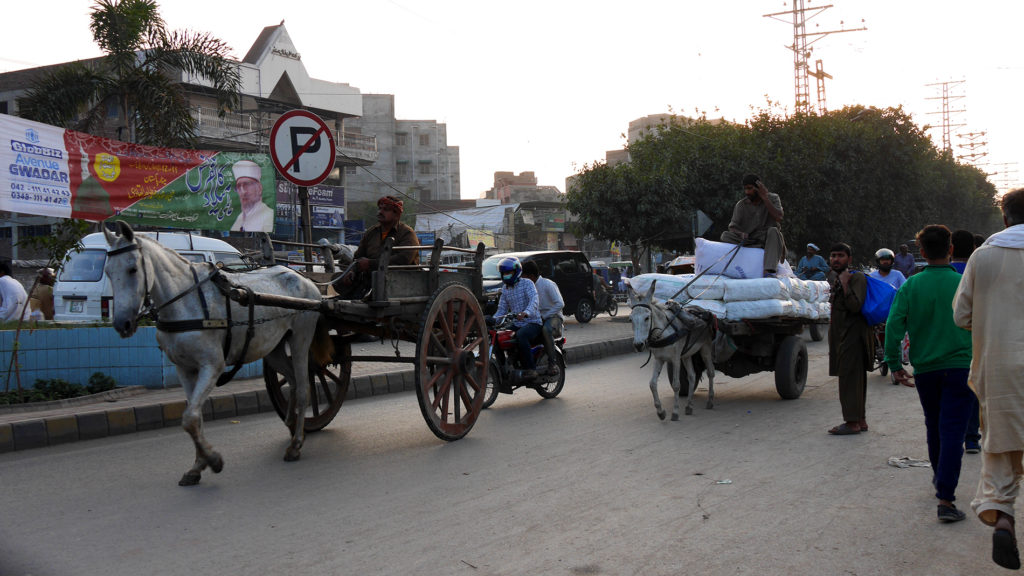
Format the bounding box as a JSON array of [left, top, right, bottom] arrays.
[[236, 236, 490, 442], [712, 317, 829, 400]]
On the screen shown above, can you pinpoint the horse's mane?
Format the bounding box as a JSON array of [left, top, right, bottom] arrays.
[[133, 234, 192, 266]]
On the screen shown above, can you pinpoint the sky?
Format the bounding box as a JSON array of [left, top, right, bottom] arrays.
[[3, 0, 1022, 199]]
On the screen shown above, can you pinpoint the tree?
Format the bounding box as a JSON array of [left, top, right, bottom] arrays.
[[17, 0, 240, 148]]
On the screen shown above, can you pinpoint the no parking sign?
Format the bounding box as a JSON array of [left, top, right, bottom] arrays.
[[269, 110, 337, 187]]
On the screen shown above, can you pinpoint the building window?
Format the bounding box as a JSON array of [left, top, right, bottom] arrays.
[[397, 163, 410, 181], [18, 225, 52, 238], [395, 133, 408, 146], [419, 133, 430, 146], [0, 101, 7, 115], [417, 161, 433, 176], [344, 166, 357, 175]]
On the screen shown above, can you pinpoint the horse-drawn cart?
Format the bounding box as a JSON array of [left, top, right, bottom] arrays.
[[713, 317, 829, 400], [243, 236, 491, 442]]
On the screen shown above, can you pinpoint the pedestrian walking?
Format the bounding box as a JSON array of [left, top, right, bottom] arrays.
[[953, 188, 1024, 570]]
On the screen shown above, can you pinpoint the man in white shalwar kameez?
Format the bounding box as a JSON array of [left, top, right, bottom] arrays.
[[953, 187, 1024, 570]]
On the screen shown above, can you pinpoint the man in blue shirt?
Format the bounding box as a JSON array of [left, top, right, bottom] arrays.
[[494, 257, 543, 377], [894, 244, 916, 278], [523, 260, 565, 376], [868, 248, 906, 290], [796, 243, 829, 281]]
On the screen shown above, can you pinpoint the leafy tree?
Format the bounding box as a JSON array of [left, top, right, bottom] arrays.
[[16, 0, 240, 148]]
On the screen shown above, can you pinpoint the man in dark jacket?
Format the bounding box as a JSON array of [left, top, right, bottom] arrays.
[[827, 242, 873, 435], [338, 195, 419, 298]]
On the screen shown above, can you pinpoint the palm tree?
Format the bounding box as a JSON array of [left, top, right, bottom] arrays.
[[16, 0, 240, 147]]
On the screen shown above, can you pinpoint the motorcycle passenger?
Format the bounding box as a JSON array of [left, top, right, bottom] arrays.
[[868, 248, 907, 290], [522, 260, 564, 376], [592, 270, 610, 315], [494, 257, 543, 379]]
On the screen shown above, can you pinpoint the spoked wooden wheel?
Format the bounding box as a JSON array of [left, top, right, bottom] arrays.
[[264, 338, 351, 432], [415, 283, 489, 441]]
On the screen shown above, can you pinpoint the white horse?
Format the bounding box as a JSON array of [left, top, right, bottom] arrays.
[[628, 279, 716, 420], [103, 221, 332, 486]]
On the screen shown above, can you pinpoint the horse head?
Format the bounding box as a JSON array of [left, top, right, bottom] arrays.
[[628, 279, 658, 352], [103, 220, 148, 338]]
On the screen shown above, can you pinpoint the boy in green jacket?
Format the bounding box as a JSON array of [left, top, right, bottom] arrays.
[[885, 224, 973, 523]]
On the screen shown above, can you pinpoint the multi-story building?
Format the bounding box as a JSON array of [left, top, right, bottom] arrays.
[[0, 22, 377, 256], [343, 94, 460, 207]]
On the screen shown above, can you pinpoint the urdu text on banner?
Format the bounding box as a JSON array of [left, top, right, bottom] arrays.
[[1, 114, 276, 231]]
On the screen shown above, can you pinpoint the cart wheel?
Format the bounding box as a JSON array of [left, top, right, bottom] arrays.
[[607, 299, 619, 317], [880, 363, 889, 376], [482, 362, 500, 409], [534, 349, 566, 399], [264, 338, 351, 432], [416, 283, 489, 441], [774, 335, 808, 400], [808, 322, 824, 342]]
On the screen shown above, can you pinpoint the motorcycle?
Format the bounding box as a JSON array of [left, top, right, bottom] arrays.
[[482, 314, 567, 409]]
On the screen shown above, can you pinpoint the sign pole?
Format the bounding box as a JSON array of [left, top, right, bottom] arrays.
[[299, 185, 313, 274]]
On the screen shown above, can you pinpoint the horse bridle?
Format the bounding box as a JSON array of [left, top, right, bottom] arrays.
[[631, 301, 696, 350], [107, 239, 255, 387]]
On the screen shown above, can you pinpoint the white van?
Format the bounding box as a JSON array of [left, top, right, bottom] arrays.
[[54, 232, 248, 323]]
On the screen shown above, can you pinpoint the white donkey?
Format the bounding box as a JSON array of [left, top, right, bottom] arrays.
[[103, 221, 332, 485], [628, 279, 716, 420]]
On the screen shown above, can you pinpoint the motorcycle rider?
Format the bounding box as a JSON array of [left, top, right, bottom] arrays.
[[494, 257, 543, 379], [523, 260, 564, 376], [868, 248, 907, 290], [592, 269, 610, 315]]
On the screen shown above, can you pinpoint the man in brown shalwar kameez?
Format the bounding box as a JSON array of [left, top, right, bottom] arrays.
[[827, 242, 873, 435], [337, 195, 419, 299]]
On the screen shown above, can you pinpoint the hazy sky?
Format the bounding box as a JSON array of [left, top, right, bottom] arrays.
[[4, 1, 1021, 198]]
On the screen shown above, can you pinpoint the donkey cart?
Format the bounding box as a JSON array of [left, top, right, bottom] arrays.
[[243, 237, 491, 442], [713, 317, 829, 400]]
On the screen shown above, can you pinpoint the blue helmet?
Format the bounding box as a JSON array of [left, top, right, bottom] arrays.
[[498, 257, 522, 286]]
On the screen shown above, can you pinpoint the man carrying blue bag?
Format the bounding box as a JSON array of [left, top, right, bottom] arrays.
[[885, 224, 974, 524]]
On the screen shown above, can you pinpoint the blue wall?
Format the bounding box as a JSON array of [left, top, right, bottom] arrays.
[[0, 325, 262, 390]]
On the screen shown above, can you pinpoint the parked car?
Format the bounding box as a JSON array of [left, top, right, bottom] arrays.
[[482, 250, 596, 323], [54, 232, 248, 323]]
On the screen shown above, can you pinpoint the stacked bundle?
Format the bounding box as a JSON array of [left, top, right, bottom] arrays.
[[626, 273, 831, 321]]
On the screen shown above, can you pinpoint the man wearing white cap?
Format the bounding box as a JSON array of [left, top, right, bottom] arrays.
[[229, 160, 274, 232], [796, 243, 828, 281]]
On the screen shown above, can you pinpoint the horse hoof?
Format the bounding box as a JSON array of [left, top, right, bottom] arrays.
[[178, 471, 201, 486], [671, 413, 679, 421], [657, 410, 666, 421], [208, 452, 224, 474], [284, 448, 302, 462], [685, 406, 693, 415]]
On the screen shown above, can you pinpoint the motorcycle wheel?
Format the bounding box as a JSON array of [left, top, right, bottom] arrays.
[[607, 299, 619, 317], [880, 363, 889, 377], [482, 362, 500, 409], [534, 349, 566, 399]]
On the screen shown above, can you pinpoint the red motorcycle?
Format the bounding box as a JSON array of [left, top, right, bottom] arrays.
[[482, 314, 566, 408]]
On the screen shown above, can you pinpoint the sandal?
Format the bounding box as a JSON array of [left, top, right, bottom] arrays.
[[858, 420, 869, 432], [993, 529, 1021, 570], [828, 423, 861, 435]]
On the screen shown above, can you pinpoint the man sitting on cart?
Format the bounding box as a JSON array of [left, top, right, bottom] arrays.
[[720, 174, 786, 276], [337, 195, 420, 299], [494, 256, 543, 380]]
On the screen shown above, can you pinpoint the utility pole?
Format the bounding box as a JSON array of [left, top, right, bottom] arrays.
[[764, 1, 866, 115], [988, 162, 1021, 196], [957, 130, 988, 166], [808, 59, 832, 114], [925, 80, 966, 154]]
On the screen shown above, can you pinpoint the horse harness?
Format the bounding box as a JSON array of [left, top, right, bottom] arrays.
[[633, 302, 718, 351], [107, 241, 258, 387]]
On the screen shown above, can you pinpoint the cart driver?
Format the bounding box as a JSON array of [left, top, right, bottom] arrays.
[[336, 195, 419, 299], [494, 257, 543, 379]]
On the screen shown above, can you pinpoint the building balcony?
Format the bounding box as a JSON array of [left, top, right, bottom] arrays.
[[189, 106, 378, 165]]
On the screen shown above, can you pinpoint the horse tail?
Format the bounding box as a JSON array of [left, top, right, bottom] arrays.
[[690, 351, 706, 387], [310, 317, 336, 367]]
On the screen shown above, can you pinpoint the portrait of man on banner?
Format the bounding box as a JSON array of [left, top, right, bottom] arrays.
[[230, 160, 275, 232]]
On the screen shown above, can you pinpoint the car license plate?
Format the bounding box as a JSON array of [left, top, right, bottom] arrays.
[[70, 301, 84, 313]]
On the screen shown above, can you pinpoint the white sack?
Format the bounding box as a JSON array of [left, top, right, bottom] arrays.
[[818, 301, 832, 319], [723, 277, 790, 302], [684, 299, 728, 317], [694, 238, 765, 279], [725, 299, 795, 320], [626, 273, 727, 302]]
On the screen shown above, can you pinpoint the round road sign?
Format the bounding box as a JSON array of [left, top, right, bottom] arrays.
[[269, 110, 337, 186]]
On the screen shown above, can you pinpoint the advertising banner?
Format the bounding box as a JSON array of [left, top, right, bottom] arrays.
[[2, 114, 275, 231]]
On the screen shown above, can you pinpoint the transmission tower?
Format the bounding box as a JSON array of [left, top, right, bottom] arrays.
[[926, 80, 966, 154], [988, 162, 1021, 195], [957, 130, 988, 165], [764, 1, 866, 114], [808, 59, 832, 114]]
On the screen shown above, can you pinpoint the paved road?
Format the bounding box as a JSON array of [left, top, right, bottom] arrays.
[[0, 337, 1009, 576]]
